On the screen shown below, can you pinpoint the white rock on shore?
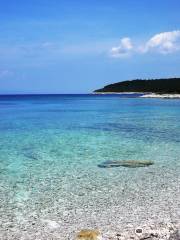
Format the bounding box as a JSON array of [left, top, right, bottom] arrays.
[[140, 93, 180, 99]]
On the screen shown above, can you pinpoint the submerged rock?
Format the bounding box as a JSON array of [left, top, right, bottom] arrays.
[[22, 146, 40, 160], [98, 160, 154, 168], [76, 230, 102, 240], [23, 152, 39, 160]]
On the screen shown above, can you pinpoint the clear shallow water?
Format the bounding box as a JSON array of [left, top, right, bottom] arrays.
[[0, 94, 180, 239]]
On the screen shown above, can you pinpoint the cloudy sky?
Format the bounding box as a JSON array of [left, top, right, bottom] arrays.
[[0, 0, 180, 93]]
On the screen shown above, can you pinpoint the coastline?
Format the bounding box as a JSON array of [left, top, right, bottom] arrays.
[[140, 93, 180, 99], [94, 78, 180, 95], [92, 92, 145, 95], [93, 92, 180, 99]]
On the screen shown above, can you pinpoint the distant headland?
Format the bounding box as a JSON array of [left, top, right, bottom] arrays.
[[94, 78, 180, 94]]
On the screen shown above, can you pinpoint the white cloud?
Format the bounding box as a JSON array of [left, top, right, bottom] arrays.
[[143, 30, 180, 54], [110, 37, 133, 58], [110, 30, 180, 58]]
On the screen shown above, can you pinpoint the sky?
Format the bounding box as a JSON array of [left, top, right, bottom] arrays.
[[0, 0, 180, 94]]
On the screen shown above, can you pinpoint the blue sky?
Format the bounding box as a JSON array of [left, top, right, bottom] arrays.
[[0, 0, 180, 93]]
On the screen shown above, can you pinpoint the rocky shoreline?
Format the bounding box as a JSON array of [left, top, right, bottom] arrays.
[[93, 92, 180, 99], [1, 165, 179, 240], [140, 94, 180, 99]]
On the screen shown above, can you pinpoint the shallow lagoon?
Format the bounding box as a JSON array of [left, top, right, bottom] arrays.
[[0, 94, 180, 239]]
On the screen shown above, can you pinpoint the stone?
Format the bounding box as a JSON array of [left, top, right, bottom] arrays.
[[41, 219, 60, 229], [135, 228, 143, 234], [76, 230, 102, 240], [98, 160, 154, 168]]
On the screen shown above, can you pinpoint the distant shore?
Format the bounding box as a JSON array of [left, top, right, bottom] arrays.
[[93, 92, 180, 98], [93, 92, 144, 95], [140, 93, 180, 99], [94, 78, 180, 95]]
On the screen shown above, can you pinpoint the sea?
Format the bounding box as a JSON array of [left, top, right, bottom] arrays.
[[0, 94, 180, 239]]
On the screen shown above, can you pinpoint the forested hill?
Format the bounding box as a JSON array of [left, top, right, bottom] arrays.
[[94, 78, 180, 93]]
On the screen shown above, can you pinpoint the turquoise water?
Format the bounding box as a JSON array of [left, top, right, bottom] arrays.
[[0, 94, 180, 239]]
